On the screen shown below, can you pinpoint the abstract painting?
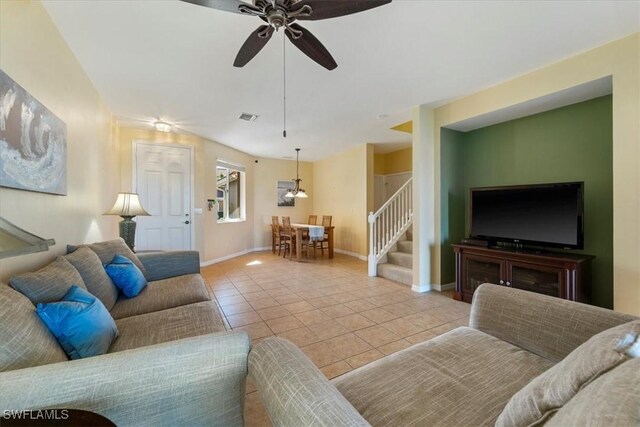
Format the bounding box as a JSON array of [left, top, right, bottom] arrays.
[[0, 70, 67, 195], [277, 180, 295, 207]]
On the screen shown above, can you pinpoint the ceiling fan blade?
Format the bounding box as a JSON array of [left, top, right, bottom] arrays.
[[293, 0, 391, 21], [179, 0, 260, 15], [234, 25, 274, 67], [285, 23, 337, 70]]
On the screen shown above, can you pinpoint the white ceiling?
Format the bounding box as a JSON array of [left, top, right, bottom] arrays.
[[42, 0, 639, 161]]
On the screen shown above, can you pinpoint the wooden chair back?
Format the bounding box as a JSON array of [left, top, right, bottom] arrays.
[[272, 216, 280, 227], [308, 215, 317, 225], [322, 215, 332, 227], [281, 216, 292, 235]]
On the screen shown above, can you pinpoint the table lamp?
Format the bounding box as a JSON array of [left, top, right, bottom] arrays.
[[104, 192, 150, 252]]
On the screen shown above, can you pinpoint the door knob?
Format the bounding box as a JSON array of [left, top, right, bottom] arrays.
[[506, 281, 511, 287], [184, 220, 190, 225], [499, 280, 504, 285]]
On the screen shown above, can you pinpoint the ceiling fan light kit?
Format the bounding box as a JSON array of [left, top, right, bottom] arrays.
[[181, 0, 392, 70]]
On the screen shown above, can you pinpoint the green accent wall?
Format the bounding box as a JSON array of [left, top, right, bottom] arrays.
[[440, 128, 467, 285], [440, 95, 613, 308]]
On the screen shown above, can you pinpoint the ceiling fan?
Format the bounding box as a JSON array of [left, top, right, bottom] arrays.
[[180, 0, 392, 70]]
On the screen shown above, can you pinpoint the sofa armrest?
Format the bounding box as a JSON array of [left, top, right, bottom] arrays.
[[1, 332, 250, 427], [249, 337, 370, 427], [137, 250, 200, 281], [470, 283, 637, 362]]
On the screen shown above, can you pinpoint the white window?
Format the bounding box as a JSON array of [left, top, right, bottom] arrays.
[[216, 161, 246, 223]]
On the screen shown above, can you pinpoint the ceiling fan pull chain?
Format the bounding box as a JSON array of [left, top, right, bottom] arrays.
[[283, 34, 287, 138]]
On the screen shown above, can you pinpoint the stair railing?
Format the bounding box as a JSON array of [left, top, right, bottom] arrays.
[[368, 177, 413, 276]]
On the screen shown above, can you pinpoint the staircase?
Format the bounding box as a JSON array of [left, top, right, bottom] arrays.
[[377, 227, 412, 285], [368, 177, 413, 284]]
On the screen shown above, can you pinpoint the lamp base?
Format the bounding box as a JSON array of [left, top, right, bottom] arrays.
[[119, 216, 137, 252]]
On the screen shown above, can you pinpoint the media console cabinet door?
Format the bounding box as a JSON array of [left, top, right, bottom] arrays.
[[460, 254, 506, 303], [507, 260, 567, 299]]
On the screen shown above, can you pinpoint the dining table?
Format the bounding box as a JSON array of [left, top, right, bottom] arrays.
[[271, 223, 335, 261]]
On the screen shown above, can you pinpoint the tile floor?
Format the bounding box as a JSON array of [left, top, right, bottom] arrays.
[[201, 251, 471, 427]]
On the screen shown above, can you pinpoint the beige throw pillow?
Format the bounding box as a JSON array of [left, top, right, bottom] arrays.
[[68, 238, 147, 278], [65, 246, 119, 310], [9, 257, 86, 305], [545, 357, 640, 427], [495, 320, 640, 427]]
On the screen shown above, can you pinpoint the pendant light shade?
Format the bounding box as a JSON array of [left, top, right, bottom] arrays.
[[284, 148, 308, 199]]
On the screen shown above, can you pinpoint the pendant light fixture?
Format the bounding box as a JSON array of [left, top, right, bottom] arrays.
[[284, 148, 308, 198]]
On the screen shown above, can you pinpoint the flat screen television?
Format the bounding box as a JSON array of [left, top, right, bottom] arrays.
[[470, 182, 584, 249]]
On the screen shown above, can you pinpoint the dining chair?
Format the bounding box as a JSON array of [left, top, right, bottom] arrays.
[[272, 216, 285, 256], [281, 217, 309, 260], [305, 215, 318, 254], [319, 216, 332, 255], [280, 217, 293, 258]]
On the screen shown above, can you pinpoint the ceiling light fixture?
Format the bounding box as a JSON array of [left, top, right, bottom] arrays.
[[154, 121, 172, 132], [284, 148, 308, 198]]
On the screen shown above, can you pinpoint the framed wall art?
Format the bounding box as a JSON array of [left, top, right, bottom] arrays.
[[0, 69, 67, 195]]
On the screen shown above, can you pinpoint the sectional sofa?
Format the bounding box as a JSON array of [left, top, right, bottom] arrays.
[[0, 239, 249, 426], [250, 284, 640, 426]]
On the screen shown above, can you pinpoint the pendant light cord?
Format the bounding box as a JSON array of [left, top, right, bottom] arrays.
[[283, 34, 287, 138]]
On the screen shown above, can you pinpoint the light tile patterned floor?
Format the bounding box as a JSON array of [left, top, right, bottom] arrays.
[[201, 251, 471, 427]]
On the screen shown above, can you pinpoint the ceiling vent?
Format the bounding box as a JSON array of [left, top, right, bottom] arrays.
[[239, 113, 259, 122]]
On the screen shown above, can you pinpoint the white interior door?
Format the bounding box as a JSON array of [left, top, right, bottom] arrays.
[[134, 142, 192, 251]]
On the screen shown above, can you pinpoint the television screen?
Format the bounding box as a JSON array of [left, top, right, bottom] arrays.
[[470, 182, 584, 249]]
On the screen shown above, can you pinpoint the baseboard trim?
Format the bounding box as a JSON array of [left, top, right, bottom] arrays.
[[334, 249, 367, 261], [411, 284, 432, 293], [433, 282, 456, 292], [412, 282, 455, 293], [200, 247, 270, 267]]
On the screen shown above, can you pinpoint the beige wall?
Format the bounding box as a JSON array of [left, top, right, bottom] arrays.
[[117, 128, 259, 263], [313, 145, 369, 258], [373, 148, 412, 176], [0, 1, 120, 281], [373, 153, 386, 175], [383, 148, 412, 175], [252, 158, 313, 249], [432, 33, 640, 315]]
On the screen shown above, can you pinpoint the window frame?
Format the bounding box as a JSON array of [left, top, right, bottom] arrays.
[[216, 161, 246, 224]]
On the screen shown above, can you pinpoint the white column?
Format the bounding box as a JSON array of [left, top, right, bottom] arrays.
[[412, 105, 436, 293]]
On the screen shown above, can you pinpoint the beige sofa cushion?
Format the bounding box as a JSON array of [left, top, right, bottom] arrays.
[[65, 246, 119, 310], [109, 274, 210, 319], [109, 301, 225, 352], [0, 284, 67, 372], [333, 326, 553, 427], [68, 238, 147, 278], [496, 320, 640, 427], [9, 257, 86, 305], [545, 357, 640, 427]]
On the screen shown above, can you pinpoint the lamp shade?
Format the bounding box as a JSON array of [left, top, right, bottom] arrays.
[[284, 190, 295, 199], [295, 190, 308, 198], [104, 193, 150, 217]]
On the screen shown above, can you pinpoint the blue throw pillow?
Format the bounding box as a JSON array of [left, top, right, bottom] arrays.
[[37, 285, 118, 360], [104, 254, 147, 298]]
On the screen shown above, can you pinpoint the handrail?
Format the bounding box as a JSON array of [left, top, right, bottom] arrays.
[[368, 177, 413, 277]]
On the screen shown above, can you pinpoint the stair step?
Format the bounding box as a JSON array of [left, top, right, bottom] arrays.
[[378, 263, 412, 286], [387, 251, 412, 268], [397, 240, 412, 254], [406, 228, 413, 241]]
